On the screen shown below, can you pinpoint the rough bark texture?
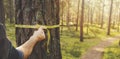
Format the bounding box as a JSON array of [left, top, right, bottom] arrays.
[[15, 0, 61, 59]]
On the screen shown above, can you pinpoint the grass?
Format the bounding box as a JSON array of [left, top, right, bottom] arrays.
[[61, 34, 101, 59], [103, 40, 120, 59]]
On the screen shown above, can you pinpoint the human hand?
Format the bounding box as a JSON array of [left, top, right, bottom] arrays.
[[32, 26, 46, 41]]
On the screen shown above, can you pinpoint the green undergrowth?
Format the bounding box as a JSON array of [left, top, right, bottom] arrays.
[[103, 40, 120, 59], [60, 24, 120, 59], [60, 35, 101, 59]]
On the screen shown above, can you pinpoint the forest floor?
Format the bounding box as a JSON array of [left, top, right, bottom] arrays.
[[81, 35, 120, 59]]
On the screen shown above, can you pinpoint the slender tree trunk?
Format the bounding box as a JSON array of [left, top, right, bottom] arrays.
[[87, 12, 89, 34], [87, 1, 90, 34], [119, 40, 120, 46], [101, 2, 105, 29], [66, 0, 70, 30], [76, 0, 80, 31], [80, 0, 84, 42], [118, 12, 120, 46], [61, 0, 64, 34], [118, 11, 120, 32], [0, 0, 5, 25], [112, 21, 115, 29], [107, 0, 113, 35], [90, 8, 94, 25]]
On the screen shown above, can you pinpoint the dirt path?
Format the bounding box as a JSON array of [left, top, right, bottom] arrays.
[[81, 35, 120, 59]]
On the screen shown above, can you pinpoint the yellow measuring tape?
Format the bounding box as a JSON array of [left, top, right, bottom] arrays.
[[15, 24, 60, 53], [15, 24, 60, 29]]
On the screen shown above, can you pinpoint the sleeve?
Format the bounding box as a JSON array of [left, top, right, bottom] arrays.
[[0, 23, 24, 59], [8, 42, 24, 59]]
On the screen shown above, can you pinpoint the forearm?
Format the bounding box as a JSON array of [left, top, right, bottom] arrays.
[[16, 36, 39, 59]]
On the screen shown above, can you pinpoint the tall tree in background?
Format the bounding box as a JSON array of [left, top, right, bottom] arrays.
[[101, 0, 105, 29], [107, 0, 113, 35], [86, 0, 90, 34], [80, 0, 85, 42], [0, 0, 5, 25], [15, 0, 61, 59], [60, 0, 65, 33], [66, 0, 70, 30], [76, 0, 80, 31], [90, 8, 94, 25], [118, 10, 120, 32]]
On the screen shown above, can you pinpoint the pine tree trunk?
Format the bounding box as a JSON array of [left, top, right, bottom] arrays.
[[80, 0, 84, 42], [107, 0, 113, 35], [66, 0, 70, 30], [101, 2, 105, 29], [15, 0, 61, 59]]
